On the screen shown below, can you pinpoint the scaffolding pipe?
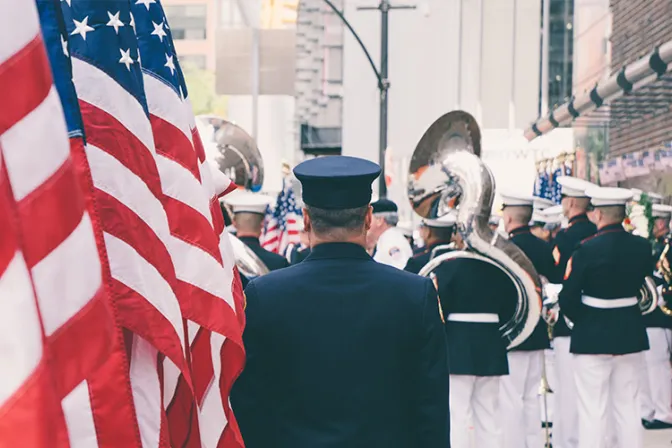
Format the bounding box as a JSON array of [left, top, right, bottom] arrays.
[[524, 39, 672, 141]]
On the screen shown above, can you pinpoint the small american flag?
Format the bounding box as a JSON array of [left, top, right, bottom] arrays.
[[261, 179, 303, 254]]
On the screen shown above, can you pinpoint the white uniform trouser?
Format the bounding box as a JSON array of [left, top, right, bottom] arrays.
[[553, 337, 578, 448], [639, 328, 672, 423], [450, 375, 501, 448], [574, 352, 644, 448], [539, 348, 555, 424], [500, 351, 542, 448]]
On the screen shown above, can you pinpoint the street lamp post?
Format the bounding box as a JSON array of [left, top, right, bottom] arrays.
[[321, 0, 415, 198]]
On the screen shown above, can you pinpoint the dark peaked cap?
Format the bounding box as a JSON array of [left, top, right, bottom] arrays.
[[293, 156, 381, 210], [371, 198, 398, 214]]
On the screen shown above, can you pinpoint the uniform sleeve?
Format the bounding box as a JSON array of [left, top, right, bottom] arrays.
[[558, 248, 585, 323], [404, 257, 420, 274], [230, 281, 269, 448], [409, 279, 450, 446], [542, 242, 563, 284]]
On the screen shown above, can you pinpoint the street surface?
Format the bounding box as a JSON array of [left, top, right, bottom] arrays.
[[644, 429, 672, 447]]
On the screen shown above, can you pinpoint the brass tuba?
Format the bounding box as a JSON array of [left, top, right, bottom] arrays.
[[657, 238, 672, 316], [196, 115, 269, 278], [408, 111, 542, 349]]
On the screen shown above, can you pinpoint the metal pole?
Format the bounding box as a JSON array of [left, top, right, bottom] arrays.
[[456, 0, 463, 109], [562, 0, 570, 101], [477, 0, 484, 123], [379, 0, 390, 198], [540, 0, 550, 116], [251, 25, 260, 140], [509, 0, 517, 130]]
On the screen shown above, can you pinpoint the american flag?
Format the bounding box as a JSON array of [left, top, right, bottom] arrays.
[[261, 179, 303, 254], [0, 0, 245, 446]]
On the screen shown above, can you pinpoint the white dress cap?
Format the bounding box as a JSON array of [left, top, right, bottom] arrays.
[[532, 205, 563, 224], [631, 188, 643, 202], [500, 191, 535, 207], [533, 197, 556, 211], [424, 210, 458, 228], [647, 192, 664, 204], [556, 176, 597, 198], [585, 186, 633, 207], [223, 190, 274, 214], [652, 204, 672, 219]]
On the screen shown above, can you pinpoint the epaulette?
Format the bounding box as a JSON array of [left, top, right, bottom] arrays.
[[412, 249, 429, 259], [579, 233, 599, 245]]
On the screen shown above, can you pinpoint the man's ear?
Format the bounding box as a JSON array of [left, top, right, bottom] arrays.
[[303, 208, 312, 232], [364, 206, 373, 231]]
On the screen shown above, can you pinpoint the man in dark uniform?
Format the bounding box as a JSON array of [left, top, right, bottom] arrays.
[[549, 176, 598, 448], [230, 156, 450, 448], [559, 186, 650, 448], [224, 191, 289, 271], [639, 203, 672, 429], [498, 193, 560, 448], [404, 212, 456, 275], [434, 252, 513, 447]]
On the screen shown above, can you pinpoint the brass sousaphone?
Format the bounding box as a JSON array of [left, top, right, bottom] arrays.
[[407, 111, 542, 349], [196, 115, 269, 278]]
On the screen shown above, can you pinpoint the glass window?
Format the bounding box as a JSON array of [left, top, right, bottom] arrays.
[[164, 4, 207, 40]]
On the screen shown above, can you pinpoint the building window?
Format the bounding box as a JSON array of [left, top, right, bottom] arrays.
[[547, 0, 574, 108], [164, 4, 207, 40], [179, 54, 207, 70]]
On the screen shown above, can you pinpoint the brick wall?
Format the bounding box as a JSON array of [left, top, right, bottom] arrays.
[[608, 0, 672, 158]]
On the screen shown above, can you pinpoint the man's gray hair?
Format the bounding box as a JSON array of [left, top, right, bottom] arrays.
[[374, 211, 399, 227], [306, 205, 369, 235]]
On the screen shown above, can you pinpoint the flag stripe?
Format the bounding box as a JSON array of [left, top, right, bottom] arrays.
[[105, 232, 185, 351], [61, 380, 98, 448], [0, 251, 43, 404], [1, 87, 70, 202], [14, 158, 85, 268], [71, 58, 154, 153], [129, 336, 163, 448], [0, 36, 52, 135], [157, 154, 213, 226]]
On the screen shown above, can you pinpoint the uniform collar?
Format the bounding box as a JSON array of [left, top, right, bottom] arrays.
[[569, 214, 589, 226], [597, 223, 625, 234], [509, 225, 530, 237], [305, 242, 372, 261], [238, 236, 261, 247]]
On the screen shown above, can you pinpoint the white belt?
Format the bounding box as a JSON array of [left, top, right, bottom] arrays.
[[447, 313, 499, 323], [581, 295, 638, 309]]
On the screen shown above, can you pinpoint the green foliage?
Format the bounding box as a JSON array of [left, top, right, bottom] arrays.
[[640, 192, 655, 244], [181, 63, 228, 116]]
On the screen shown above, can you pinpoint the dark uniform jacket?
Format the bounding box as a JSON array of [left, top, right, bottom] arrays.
[[238, 236, 290, 271], [404, 242, 453, 275], [509, 226, 560, 351], [559, 223, 651, 355], [643, 236, 672, 328], [551, 214, 597, 337], [434, 257, 512, 376], [231, 242, 450, 448]]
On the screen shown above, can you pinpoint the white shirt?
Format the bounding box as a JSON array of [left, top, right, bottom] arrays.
[[373, 226, 413, 270]]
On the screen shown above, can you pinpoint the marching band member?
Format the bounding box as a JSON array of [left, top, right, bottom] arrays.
[[231, 156, 450, 447], [499, 193, 560, 448], [368, 198, 414, 269], [224, 191, 290, 271], [433, 228, 513, 448], [559, 186, 651, 448], [550, 176, 598, 448], [404, 211, 457, 274], [639, 203, 672, 430]]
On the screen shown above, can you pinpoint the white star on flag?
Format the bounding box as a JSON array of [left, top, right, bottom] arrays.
[[164, 54, 175, 75], [106, 11, 124, 34], [119, 48, 134, 71], [61, 0, 71, 6], [151, 21, 167, 42], [129, 13, 136, 33], [60, 35, 69, 57], [71, 16, 94, 41], [135, 0, 156, 10]]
